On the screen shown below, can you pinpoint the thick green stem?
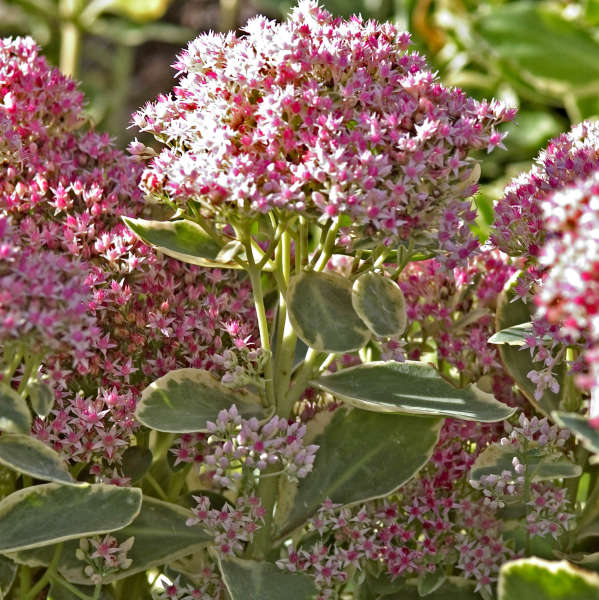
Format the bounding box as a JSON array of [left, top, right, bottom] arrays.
[[313, 219, 340, 272], [285, 348, 321, 411], [219, 0, 240, 32], [19, 566, 31, 600], [49, 574, 93, 600], [273, 232, 297, 418], [244, 463, 279, 560], [144, 472, 169, 501], [59, 0, 83, 77], [24, 543, 63, 600], [167, 464, 191, 502], [246, 264, 275, 407], [92, 582, 102, 600]]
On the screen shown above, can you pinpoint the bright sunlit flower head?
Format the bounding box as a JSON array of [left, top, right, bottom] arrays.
[[133, 0, 515, 266]]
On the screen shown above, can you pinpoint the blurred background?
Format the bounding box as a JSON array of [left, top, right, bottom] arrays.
[[2, 0, 599, 237]]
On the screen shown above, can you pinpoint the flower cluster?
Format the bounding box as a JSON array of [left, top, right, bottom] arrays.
[[171, 405, 319, 490], [186, 494, 266, 556], [277, 419, 516, 599], [471, 415, 575, 537], [397, 248, 518, 387], [492, 119, 599, 259], [153, 563, 227, 600], [0, 37, 258, 473], [533, 170, 599, 405], [76, 535, 135, 584], [133, 0, 514, 265], [0, 216, 98, 364]]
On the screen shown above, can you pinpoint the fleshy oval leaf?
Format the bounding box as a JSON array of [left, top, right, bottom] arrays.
[[470, 443, 582, 484], [312, 361, 515, 422], [10, 496, 210, 584], [136, 368, 267, 433], [489, 322, 536, 346], [286, 271, 371, 353], [0, 433, 76, 485], [553, 412, 599, 454], [120, 446, 153, 483], [499, 558, 599, 600], [123, 217, 273, 270], [496, 274, 564, 415], [0, 483, 142, 552], [0, 383, 31, 434], [27, 380, 55, 418], [219, 557, 317, 600], [0, 555, 16, 599], [275, 406, 442, 535], [351, 272, 407, 338]]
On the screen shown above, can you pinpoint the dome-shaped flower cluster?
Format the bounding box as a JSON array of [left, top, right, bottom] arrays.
[[0, 37, 257, 473], [493, 119, 599, 259], [133, 0, 514, 265]]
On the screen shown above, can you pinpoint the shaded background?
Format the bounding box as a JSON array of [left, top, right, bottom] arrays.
[[2, 0, 599, 238]]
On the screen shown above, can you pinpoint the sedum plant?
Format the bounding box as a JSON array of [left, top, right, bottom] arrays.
[[3, 2, 599, 600]]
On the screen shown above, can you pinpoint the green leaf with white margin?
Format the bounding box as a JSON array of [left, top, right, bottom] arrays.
[[9, 496, 210, 584], [287, 271, 371, 353], [275, 407, 442, 536], [498, 558, 599, 599], [0, 383, 31, 434], [123, 217, 223, 267], [0, 433, 76, 485], [418, 570, 447, 596], [219, 557, 317, 600], [489, 322, 535, 346], [312, 361, 515, 422], [123, 217, 273, 270], [0, 555, 16, 599], [470, 443, 581, 484], [0, 483, 141, 552], [28, 380, 55, 418], [496, 274, 564, 415], [120, 446, 153, 483], [136, 368, 267, 433], [351, 272, 407, 338], [386, 581, 480, 599], [553, 412, 599, 454]]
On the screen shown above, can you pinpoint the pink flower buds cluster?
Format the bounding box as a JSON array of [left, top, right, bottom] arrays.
[[172, 405, 319, 490], [76, 535, 135, 584], [133, 0, 514, 265], [397, 248, 518, 386], [493, 119, 599, 259], [0, 215, 99, 363], [186, 494, 266, 556], [0, 37, 258, 472]]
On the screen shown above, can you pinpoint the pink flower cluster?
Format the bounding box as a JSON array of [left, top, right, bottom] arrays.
[[133, 0, 514, 265], [397, 249, 518, 385], [0, 216, 98, 364], [493, 119, 599, 259], [171, 405, 319, 490], [154, 564, 227, 600], [186, 494, 266, 556], [492, 119, 599, 405], [277, 419, 516, 598], [471, 415, 575, 537], [76, 535, 135, 584], [534, 171, 599, 406], [0, 37, 257, 473]]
